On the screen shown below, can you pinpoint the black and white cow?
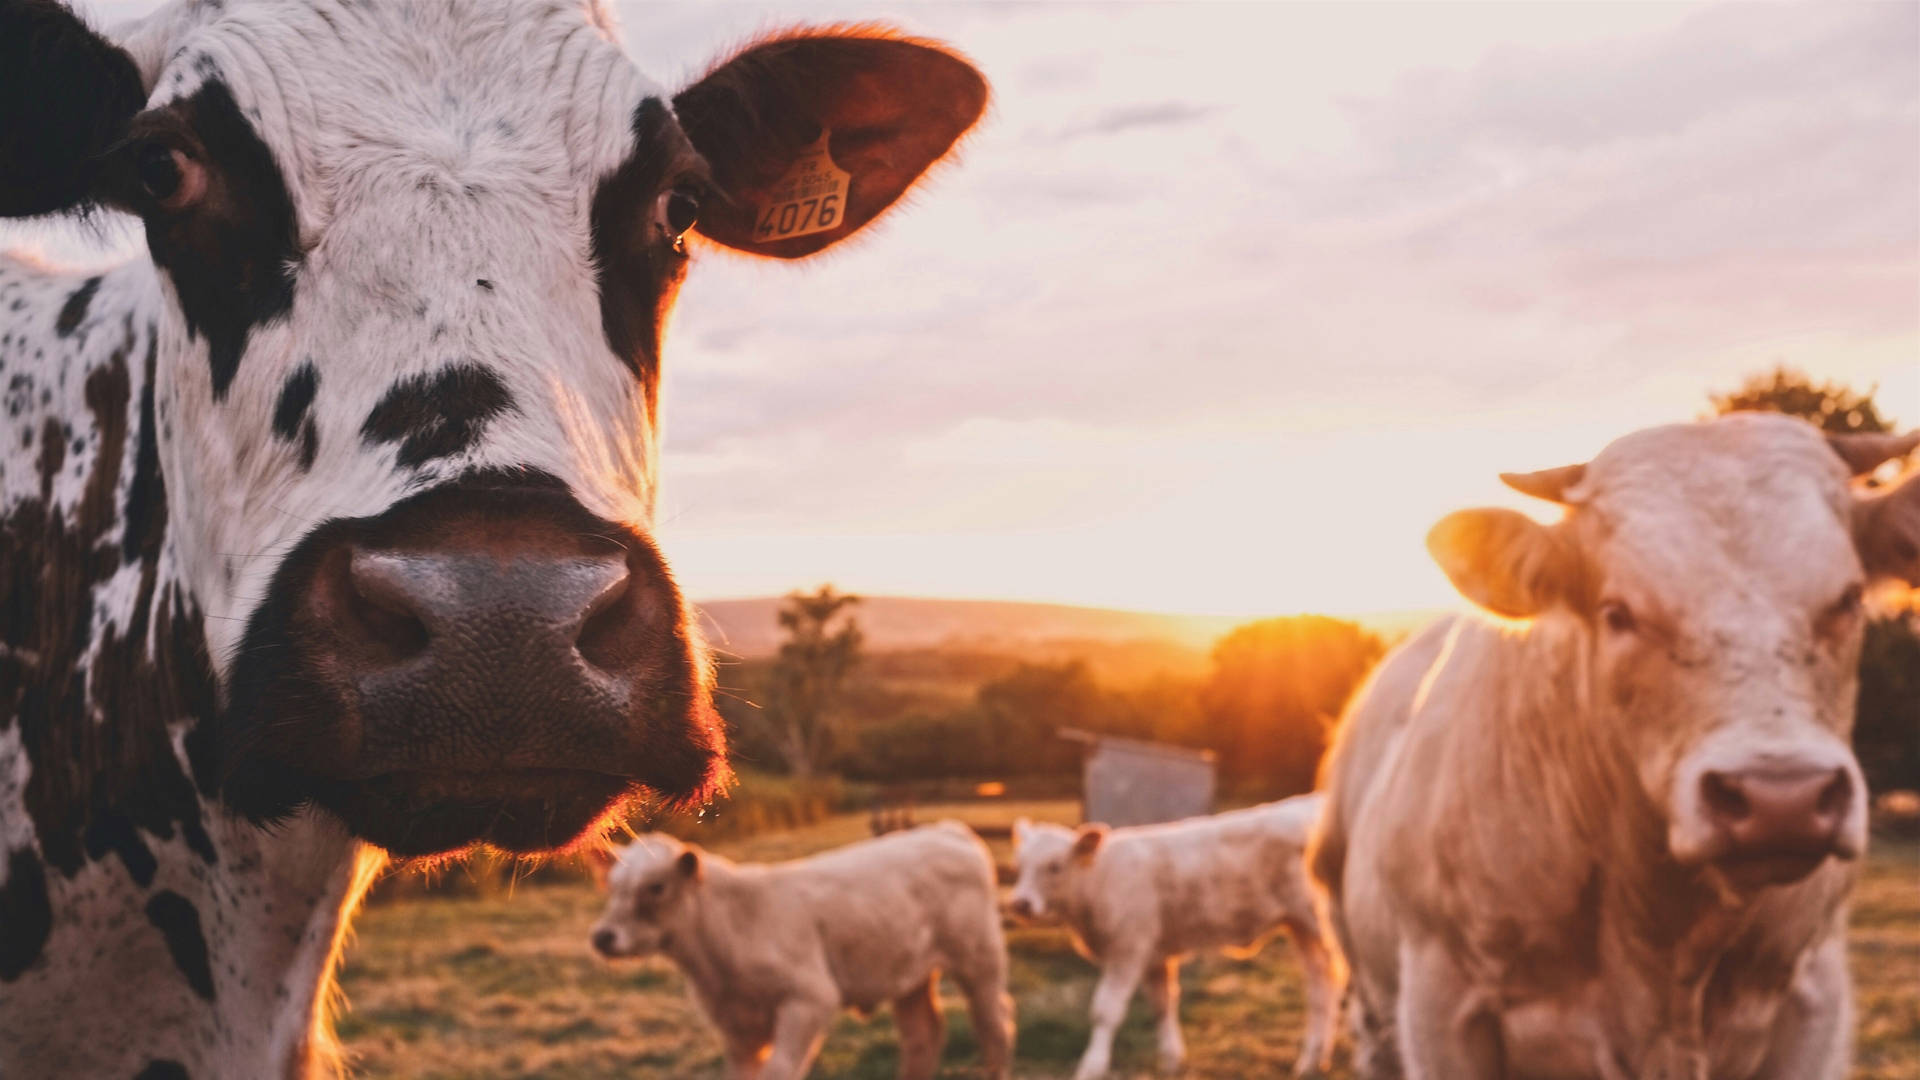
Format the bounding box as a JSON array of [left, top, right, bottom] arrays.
[[0, 1, 986, 1075]]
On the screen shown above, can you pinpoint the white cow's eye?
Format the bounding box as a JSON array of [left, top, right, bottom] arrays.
[[646, 881, 666, 898], [1599, 600, 1637, 635]]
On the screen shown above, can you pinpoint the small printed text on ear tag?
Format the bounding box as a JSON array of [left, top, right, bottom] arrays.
[[755, 133, 850, 243]]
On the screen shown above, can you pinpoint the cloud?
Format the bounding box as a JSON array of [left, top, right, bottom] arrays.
[[5, 1, 1913, 612], [1053, 101, 1215, 141]]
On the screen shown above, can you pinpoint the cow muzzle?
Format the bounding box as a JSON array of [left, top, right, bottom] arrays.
[[1670, 745, 1865, 890], [214, 472, 727, 856]]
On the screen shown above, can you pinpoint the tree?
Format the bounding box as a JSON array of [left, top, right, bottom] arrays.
[[761, 586, 863, 777], [1200, 616, 1386, 795], [1707, 366, 1891, 434], [1708, 368, 1918, 791]]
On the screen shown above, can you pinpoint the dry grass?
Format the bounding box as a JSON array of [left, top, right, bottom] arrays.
[[337, 807, 1919, 1079]]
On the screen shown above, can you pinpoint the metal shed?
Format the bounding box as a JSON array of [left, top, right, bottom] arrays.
[[1059, 728, 1217, 828]]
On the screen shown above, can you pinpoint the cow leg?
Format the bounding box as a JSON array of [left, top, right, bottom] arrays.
[[892, 973, 948, 1080], [953, 958, 1015, 1079], [757, 998, 833, 1080], [1287, 920, 1341, 1076], [1075, 950, 1150, 1080], [1753, 936, 1851, 1080], [1143, 956, 1186, 1074], [1396, 941, 1503, 1080]]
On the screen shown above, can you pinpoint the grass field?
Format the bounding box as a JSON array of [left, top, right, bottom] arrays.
[[337, 805, 1920, 1079]]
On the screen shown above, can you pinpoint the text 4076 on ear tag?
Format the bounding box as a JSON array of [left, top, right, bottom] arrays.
[[756, 134, 850, 243]]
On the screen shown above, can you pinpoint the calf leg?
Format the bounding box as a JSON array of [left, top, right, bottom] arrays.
[[1143, 956, 1185, 1074], [724, 1034, 770, 1080], [1075, 951, 1150, 1080], [1287, 920, 1341, 1076], [953, 959, 1015, 1079], [892, 974, 948, 1080], [757, 999, 833, 1080]]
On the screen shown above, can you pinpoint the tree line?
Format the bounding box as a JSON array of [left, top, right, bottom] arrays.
[[720, 369, 1917, 799]]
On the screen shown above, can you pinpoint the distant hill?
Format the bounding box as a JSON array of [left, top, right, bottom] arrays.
[[691, 595, 1443, 663]]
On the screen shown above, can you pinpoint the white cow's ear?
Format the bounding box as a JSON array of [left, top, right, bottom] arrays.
[[676, 848, 703, 882], [1071, 824, 1107, 861], [673, 28, 987, 258], [1827, 431, 1920, 477], [1011, 817, 1031, 845], [1852, 466, 1920, 585], [1428, 508, 1584, 619], [0, 0, 147, 217], [582, 843, 618, 886]]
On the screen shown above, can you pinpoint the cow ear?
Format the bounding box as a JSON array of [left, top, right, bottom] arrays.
[[1828, 431, 1920, 477], [673, 28, 987, 258], [676, 848, 703, 881], [1071, 823, 1107, 861], [1852, 466, 1920, 585], [1428, 508, 1584, 619], [582, 843, 617, 886], [0, 0, 148, 218], [1011, 817, 1031, 845]]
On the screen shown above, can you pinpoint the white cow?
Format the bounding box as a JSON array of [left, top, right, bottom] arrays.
[[1009, 797, 1339, 1079], [591, 822, 1014, 1080], [1310, 415, 1920, 1079]]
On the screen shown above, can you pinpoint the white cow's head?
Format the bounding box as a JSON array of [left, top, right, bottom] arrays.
[[1428, 413, 1920, 890], [0, 0, 985, 856], [588, 831, 702, 959], [1007, 817, 1105, 920]]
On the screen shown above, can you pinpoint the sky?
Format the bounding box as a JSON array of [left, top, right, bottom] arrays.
[[17, 1, 1920, 617]]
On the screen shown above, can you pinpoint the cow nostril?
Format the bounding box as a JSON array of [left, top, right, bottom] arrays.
[[341, 550, 429, 661], [575, 568, 639, 672], [1816, 769, 1851, 819], [591, 929, 617, 956], [1700, 771, 1750, 823]]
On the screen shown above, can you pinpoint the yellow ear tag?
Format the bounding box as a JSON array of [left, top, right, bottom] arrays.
[[754, 133, 850, 243]]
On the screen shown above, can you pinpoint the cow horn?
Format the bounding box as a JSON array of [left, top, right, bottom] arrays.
[[1500, 463, 1587, 504], [1827, 430, 1920, 476]]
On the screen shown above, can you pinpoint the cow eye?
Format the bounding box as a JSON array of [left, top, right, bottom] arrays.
[[662, 187, 700, 239], [1599, 600, 1637, 635], [1828, 583, 1864, 621], [132, 142, 205, 212], [646, 881, 666, 898]]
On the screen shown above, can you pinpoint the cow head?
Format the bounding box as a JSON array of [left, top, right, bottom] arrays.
[[588, 832, 701, 959], [1007, 817, 1104, 919], [1, 0, 985, 856], [1427, 413, 1920, 890]]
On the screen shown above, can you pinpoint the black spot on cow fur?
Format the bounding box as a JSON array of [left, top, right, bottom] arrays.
[[299, 417, 319, 471], [589, 96, 689, 408], [360, 363, 514, 468], [122, 336, 166, 564], [2, 332, 216, 886], [0, 848, 53, 981], [133, 1061, 191, 1080], [272, 362, 318, 440], [0, 1, 146, 216], [55, 276, 101, 336], [84, 809, 158, 887], [133, 79, 299, 399], [144, 890, 216, 1000]]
